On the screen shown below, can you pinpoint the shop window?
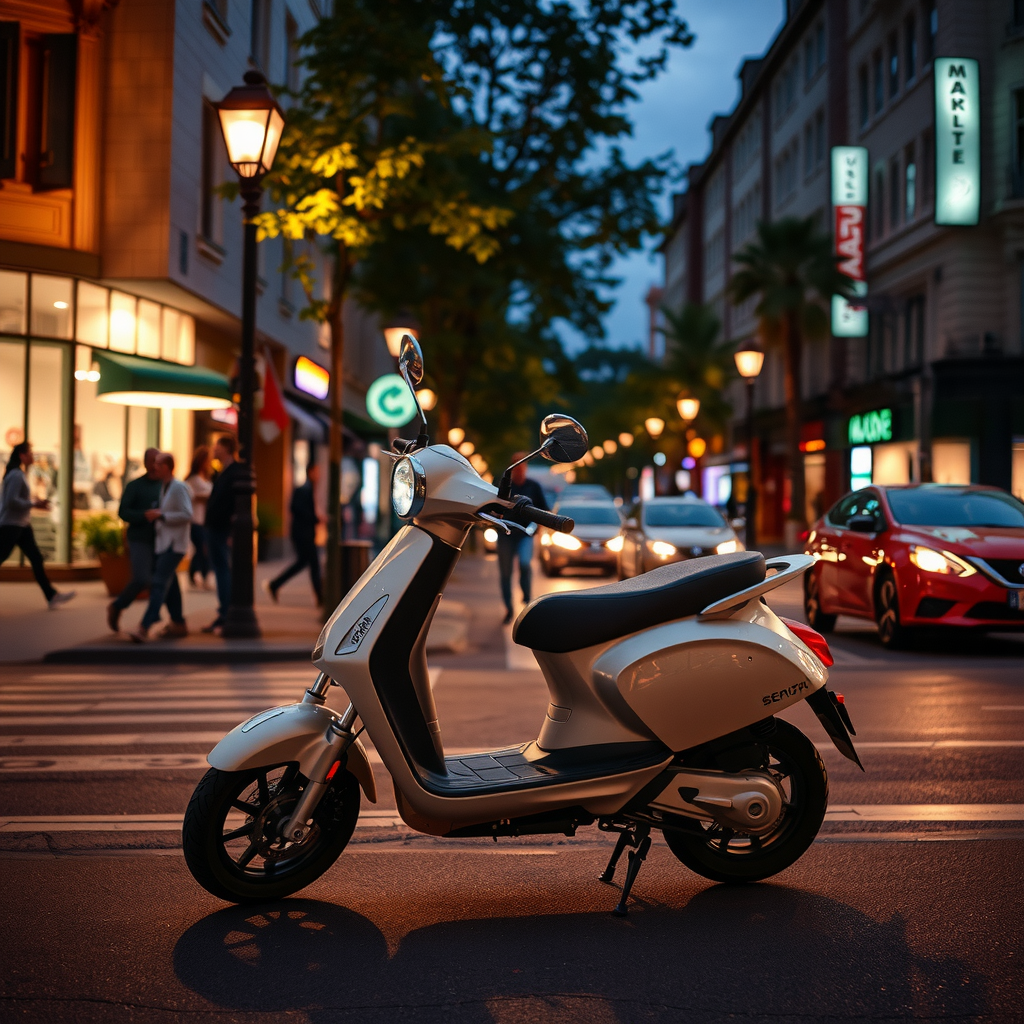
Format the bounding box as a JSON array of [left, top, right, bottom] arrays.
[[932, 441, 970, 485], [873, 442, 915, 485], [76, 282, 109, 347], [136, 299, 162, 358], [30, 274, 73, 338], [200, 101, 224, 246], [0, 337, 26, 463], [73, 349, 126, 515], [0, 22, 17, 179], [27, 341, 68, 562], [0, 269, 26, 332], [109, 291, 137, 353], [1012, 440, 1024, 501]]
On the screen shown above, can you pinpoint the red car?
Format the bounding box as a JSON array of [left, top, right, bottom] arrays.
[[803, 484, 1024, 647]]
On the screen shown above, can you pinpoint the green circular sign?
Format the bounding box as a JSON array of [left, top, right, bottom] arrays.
[[366, 373, 417, 428]]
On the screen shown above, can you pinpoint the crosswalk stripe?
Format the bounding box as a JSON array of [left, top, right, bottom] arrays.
[[824, 804, 1024, 821], [0, 732, 229, 748], [0, 712, 293, 726]]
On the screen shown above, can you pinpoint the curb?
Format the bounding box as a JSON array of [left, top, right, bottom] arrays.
[[43, 643, 314, 665]]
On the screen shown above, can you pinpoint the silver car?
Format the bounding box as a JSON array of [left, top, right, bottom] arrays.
[[618, 496, 743, 578]]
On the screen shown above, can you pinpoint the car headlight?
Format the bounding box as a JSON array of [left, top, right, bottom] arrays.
[[716, 539, 741, 554], [391, 456, 425, 519], [649, 540, 677, 558], [551, 532, 582, 551], [909, 545, 976, 577], [605, 535, 624, 552]]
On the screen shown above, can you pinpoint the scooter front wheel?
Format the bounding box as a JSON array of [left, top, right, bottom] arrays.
[[663, 720, 827, 884], [182, 764, 360, 902]]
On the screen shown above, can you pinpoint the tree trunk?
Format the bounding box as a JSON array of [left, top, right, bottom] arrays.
[[322, 253, 350, 619], [783, 310, 806, 530]]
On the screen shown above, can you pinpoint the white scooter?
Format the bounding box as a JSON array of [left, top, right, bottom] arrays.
[[183, 337, 861, 914]]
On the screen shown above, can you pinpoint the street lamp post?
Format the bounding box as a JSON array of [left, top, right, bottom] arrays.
[[215, 71, 285, 639], [734, 337, 765, 553]]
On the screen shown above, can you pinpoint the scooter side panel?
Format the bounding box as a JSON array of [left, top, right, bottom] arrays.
[[592, 601, 828, 752], [207, 702, 377, 803]]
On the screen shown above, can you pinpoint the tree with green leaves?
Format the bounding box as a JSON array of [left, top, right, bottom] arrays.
[[251, 1, 511, 610], [355, 0, 693, 466], [728, 216, 855, 529]]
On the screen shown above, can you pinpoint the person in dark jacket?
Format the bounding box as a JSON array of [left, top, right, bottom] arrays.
[[203, 435, 246, 633], [107, 447, 161, 631], [0, 442, 75, 608], [497, 453, 548, 624], [264, 463, 322, 604]]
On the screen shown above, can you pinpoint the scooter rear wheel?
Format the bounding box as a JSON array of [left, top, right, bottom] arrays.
[[182, 764, 360, 903], [662, 720, 827, 884]]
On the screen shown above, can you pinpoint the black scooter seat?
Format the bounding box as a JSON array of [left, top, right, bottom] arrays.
[[513, 551, 766, 654]]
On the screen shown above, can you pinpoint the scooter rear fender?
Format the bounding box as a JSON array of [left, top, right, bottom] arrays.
[[207, 702, 377, 803]]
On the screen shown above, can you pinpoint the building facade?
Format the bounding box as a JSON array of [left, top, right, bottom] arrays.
[[661, 0, 1024, 542], [1, 0, 394, 572]]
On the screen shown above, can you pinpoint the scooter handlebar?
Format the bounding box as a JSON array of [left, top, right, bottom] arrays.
[[520, 505, 574, 533]]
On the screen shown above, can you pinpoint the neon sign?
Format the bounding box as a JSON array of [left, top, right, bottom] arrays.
[[830, 146, 868, 337], [934, 58, 980, 226], [848, 408, 892, 445], [293, 356, 330, 400]]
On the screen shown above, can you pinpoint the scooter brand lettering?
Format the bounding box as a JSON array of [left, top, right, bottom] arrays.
[[762, 680, 810, 706], [335, 595, 389, 655]]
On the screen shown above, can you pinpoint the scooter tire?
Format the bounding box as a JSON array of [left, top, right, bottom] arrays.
[[182, 764, 360, 903], [662, 720, 828, 884]]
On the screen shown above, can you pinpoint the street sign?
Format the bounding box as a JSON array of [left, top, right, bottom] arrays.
[[934, 58, 980, 226], [366, 373, 417, 427], [831, 146, 868, 338]]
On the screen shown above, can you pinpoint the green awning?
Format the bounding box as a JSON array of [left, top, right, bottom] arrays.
[[95, 351, 232, 410]]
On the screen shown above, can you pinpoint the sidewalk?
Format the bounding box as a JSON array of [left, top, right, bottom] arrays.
[[1, 556, 469, 665]]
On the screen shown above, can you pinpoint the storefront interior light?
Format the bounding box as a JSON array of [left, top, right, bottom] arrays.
[[97, 391, 233, 410], [53, 301, 69, 310]]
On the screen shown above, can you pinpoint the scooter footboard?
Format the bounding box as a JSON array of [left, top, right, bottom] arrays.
[[208, 702, 377, 802]]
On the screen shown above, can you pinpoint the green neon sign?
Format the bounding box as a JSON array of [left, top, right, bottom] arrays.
[[848, 408, 892, 445], [366, 373, 417, 427]]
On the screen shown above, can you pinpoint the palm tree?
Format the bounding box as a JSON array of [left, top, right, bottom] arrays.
[[728, 216, 855, 530], [659, 302, 736, 437]]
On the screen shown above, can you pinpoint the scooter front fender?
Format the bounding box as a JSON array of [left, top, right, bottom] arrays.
[[207, 702, 377, 803]]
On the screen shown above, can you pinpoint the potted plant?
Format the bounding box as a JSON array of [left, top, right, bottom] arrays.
[[76, 512, 134, 596]]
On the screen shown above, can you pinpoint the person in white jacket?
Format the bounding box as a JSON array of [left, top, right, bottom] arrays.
[[129, 452, 192, 642]]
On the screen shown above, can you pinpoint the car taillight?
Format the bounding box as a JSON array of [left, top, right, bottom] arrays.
[[780, 617, 834, 667]]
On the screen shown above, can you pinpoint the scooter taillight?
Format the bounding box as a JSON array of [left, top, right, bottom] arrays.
[[780, 617, 834, 668]]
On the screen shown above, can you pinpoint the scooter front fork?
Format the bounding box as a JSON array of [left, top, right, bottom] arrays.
[[282, 688, 358, 842]]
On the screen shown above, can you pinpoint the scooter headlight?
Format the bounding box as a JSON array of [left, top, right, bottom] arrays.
[[391, 456, 425, 519]]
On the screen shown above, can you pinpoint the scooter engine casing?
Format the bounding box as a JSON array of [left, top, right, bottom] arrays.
[[536, 597, 828, 754]]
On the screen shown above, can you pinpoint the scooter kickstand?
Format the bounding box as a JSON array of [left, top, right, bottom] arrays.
[[599, 830, 632, 883], [612, 826, 651, 917]]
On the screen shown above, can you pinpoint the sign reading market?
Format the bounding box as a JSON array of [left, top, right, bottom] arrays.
[[830, 146, 868, 338], [934, 57, 980, 226]]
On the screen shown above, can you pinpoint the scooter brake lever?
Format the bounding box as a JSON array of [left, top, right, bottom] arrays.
[[478, 512, 527, 535]]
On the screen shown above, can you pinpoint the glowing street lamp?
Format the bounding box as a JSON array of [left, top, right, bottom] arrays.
[[415, 388, 437, 411], [213, 70, 286, 639], [676, 394, 700, 423], [618, 432, 634, 447], [603, 439, 617, 455], [645, 417, 665, 439], [383, 314, 420, 358], [734, 336, 765, 552], [447, 427, 465, 446]]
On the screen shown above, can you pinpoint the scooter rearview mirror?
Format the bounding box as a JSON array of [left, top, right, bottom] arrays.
[[539, 414, 588, 463], [398, 335, 424, 386]]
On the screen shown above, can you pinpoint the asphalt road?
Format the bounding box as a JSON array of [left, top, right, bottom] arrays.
[[1, 551, 1022, 1022]]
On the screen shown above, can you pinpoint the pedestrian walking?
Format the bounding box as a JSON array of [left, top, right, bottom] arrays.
[[185, 446, 213, 589], [203, 435, 245, 633], [496, 453, 548, 624], [0, 442, 76, 609], [264, 463, 322, 605], [128, 452, 192, 642], [106, 447, 161, 632]]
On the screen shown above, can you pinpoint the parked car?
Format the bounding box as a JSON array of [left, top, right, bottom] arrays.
[[803, 484, 1024, 647], [617, 497, 742, 578], [559, 483, 614, 503], [539, 502, 623, 576]]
